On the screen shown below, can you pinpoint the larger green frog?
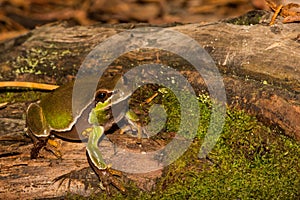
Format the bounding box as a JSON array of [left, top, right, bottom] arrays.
[[26, 74, 140, 193]]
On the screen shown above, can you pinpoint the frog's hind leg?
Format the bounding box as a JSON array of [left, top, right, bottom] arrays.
[[26, 102, 61, 158]]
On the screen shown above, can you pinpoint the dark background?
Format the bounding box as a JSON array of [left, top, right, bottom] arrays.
[[0, 0, 267, 41]]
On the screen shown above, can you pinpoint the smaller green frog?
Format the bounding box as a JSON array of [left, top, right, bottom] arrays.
[[26, 74, 141, 194]]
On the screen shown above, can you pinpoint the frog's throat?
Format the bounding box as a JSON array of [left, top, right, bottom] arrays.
[[61, 89, 114, 133]]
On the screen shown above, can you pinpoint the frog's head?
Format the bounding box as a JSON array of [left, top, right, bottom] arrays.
[[95, 74, 132, 106], [89, 77, 132, 127]]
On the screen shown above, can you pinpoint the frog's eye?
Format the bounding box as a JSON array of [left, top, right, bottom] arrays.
[[95, 92, 107, 103], [98, 92, 106, 99], [95, 91, 113, 103]]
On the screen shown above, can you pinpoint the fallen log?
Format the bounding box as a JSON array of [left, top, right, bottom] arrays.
[[0, 10, 299, 198]]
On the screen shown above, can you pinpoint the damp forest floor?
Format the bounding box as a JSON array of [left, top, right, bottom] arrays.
[[1, 88, 300, 199]]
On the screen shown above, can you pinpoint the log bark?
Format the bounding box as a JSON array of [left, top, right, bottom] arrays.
[[0, 10, 299, 199]]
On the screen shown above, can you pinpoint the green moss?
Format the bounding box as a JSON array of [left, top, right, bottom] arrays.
[[0, 90, 45, 103], [226, 10, 266, 26], [154, 107, 300, 199]]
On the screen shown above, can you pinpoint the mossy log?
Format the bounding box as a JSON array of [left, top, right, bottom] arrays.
[[0, 11, 299, 199]]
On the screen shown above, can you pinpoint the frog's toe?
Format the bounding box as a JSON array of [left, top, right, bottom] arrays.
[[110, 175, 126, 194]]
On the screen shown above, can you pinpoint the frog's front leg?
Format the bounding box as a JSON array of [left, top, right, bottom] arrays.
[[86, 125, 125, 194]]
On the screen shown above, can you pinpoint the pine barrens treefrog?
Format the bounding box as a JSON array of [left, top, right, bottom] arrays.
[[26, 75, 140, 193]]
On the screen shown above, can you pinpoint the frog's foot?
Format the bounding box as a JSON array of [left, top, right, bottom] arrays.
[[120, 123, 149, 142], [119, 124, 144, 143], [90, 163, 126, 195], [45, 138, 62, 158]]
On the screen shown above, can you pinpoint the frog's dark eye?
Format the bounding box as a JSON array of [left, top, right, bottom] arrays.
[[95, 92, 107, 103], [95, 91, 113, 103], [98, 92, 106, 99]]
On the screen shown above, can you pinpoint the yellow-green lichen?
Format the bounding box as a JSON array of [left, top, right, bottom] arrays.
[[11, 47, 72, 75]]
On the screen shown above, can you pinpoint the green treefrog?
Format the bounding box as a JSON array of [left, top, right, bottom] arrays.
[[26, 74, 140, 194]]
